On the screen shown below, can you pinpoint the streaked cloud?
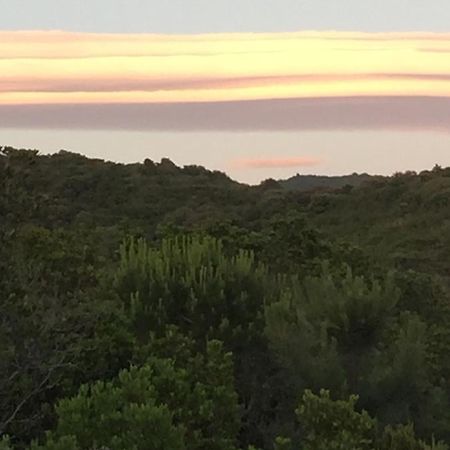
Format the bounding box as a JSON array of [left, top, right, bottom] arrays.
[[231, 156, 322, 169], [2, 73, 450, 94], [1, 30, 450, 106]]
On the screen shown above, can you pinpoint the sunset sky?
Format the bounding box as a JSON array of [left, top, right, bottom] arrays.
[[1, 0, 450, 183]]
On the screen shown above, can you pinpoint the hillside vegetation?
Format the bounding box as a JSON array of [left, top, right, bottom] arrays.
[[296, 166, 450, 279], [1, 147, 449, 450]]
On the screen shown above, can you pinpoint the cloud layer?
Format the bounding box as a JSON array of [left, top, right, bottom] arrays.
[[1, 30, 450, 134], [2, 97, 449, 132], [1, 30, 450, 106]]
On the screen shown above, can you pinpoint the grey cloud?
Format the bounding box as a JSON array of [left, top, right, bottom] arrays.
[[1, 96, 449, 133]]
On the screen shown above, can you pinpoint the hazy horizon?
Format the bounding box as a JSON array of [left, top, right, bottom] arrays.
[[0, 1, 449, 182], [3, 127, 449, 184]]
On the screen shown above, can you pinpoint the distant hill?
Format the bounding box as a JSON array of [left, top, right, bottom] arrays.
[[0, 147, 275, 233], [279, 172, 379, 191], [2, 147, 449, 277]]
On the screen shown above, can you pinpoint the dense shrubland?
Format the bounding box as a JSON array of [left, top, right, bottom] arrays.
[[1, 147, 449, 449]]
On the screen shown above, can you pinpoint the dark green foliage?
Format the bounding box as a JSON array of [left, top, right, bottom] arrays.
[[380, 424, 448, 450], [0, 147, 249, 232], [265, 268, 450, 438], [0, 223, 132, 444], [306, 168, 450, 277], [279, 390, 447, 450], [265, 268, 400, 393], [1, 148, 450, 449], [201, 213, 373, 278]]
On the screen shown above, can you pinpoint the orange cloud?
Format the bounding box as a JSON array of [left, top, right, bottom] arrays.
[[0, 31, 450, 106], [231, 156, 322, 169]]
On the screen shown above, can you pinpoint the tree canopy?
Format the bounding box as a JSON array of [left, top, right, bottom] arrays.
[[1, 147, 449, 449]]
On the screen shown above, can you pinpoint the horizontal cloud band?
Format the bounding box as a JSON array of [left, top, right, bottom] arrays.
[[1, 30, 450, 105], [231, 156, 322, 169], [2, 73, 450, 94], [2, 96, 449, 132]]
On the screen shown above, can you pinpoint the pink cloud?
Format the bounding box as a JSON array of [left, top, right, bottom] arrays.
[[2, 73, 450, 94], [231, 156, 322, 169], [417, 47, 450, 53]]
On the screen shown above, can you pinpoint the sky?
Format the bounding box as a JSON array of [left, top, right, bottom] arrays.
[[2, 0, 450, 33], [1, 1, 450, 183]]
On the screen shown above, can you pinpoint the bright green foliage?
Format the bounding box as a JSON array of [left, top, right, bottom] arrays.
[[0, 437, 12, 450], [136, 334, 241, 450], [113, 235, 288, 449], [114, 235, 270, 345], [31, 337, 240, 450], [296, 389, 375, 450], [30, 436, 79, 450], [273, 436, 293, 450], [31, 365, 185, 450], [380, 424, 448, 450]]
